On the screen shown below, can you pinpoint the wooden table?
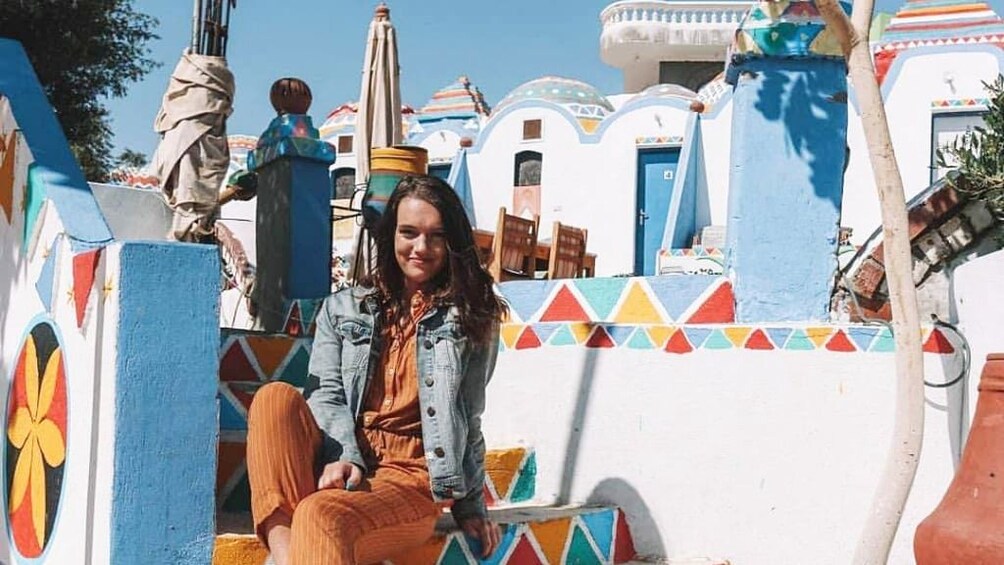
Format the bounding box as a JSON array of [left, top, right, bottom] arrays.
[[473, 228, 596, 278]]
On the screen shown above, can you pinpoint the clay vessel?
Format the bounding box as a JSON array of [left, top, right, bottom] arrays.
[[915, 354, 1004, 564]]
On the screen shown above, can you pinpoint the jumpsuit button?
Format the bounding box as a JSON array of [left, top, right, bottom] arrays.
[[425, 378, 434, 387], [423, 339, 433, 349], [434, 447, 445, 457], [427, 407, 436, 417]]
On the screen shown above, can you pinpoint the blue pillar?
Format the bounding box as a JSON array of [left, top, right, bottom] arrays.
[[248, 112, 336, 331], [724, 0, 850, 322]]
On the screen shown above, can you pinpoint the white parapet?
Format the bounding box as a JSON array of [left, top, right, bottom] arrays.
[[600, 0, 752, 91]]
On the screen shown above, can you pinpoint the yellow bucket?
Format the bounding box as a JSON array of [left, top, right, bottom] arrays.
[[363, 146, 429, 227]]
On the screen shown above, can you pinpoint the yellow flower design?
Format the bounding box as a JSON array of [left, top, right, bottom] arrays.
[[7, 335, 65, 550]]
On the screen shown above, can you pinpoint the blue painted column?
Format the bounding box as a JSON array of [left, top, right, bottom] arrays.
[[724, 0, 850, 322], [248, 103, 336, 332]]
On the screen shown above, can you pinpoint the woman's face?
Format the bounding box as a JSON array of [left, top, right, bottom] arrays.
[[394, 196, 448, 293]]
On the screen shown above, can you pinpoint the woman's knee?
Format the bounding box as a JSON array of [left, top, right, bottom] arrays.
[[248, 382, 303, 425], [292, 492, 358, 541]]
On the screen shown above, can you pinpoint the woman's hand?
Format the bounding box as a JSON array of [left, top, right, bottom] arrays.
[[459, 516, 501, 559], [317, 461, 362, 491]]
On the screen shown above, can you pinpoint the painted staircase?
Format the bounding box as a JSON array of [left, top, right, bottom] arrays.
[[213, 301, 638, 564]]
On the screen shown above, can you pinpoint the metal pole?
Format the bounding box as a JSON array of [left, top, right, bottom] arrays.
[[191, 0, 202, 53]]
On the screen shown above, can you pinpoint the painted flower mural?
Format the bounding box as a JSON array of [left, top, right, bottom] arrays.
[[6, 320, 67, 558]]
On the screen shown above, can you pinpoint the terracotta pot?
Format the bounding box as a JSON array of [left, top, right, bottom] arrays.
[[915, 354, 1004, 564]]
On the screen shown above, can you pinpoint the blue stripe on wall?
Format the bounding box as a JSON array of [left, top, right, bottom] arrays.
[[0, 40, 112, 250], [112, 242, 219, 564]]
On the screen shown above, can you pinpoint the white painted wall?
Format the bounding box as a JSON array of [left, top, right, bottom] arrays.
[[841, 49, 1002, 243], [484, 341, 965, 563], [417, 128, 464, 162]]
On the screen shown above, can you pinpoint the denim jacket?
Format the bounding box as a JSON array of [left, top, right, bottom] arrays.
[[303, 286, 499, 521]]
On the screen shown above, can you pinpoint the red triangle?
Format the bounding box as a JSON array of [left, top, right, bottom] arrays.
[[220, 341, 258, 382], [508, 535, 543, 565], [685, 281, 735, 324], [284, 302, 303, 336], [585, 326, 615, 348], [924, 329, 956, 354], [72, 248, 102, 328], [539, 285, 591, 322], [515, 326, 542, 350], [483, 484, 496, 508], [613, 509, 637, 563], [826, 329, 857, 352], [228, 385, 256, 411], [745, 329, 774, 350], [664, 329, 693, 354]]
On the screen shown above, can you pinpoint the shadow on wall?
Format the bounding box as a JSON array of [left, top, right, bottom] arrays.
[[587, 478, 667, 559], [557, 341, 599, 505], [752, 62, 847, 207]]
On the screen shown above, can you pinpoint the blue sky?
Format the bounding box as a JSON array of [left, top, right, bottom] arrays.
[[106, 0, 1003, 158]]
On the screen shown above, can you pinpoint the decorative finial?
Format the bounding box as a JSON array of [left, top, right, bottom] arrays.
[[689, 99, 706, 113], [375, 3, 390, 20], [270, 78, 313, 116], [459, 137, 474, 148]]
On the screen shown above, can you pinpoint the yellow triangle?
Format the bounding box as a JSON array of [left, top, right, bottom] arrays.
[[484, 448, 526, 501], [501, 324, 524, 349], [805, 326, 834, 348], [646, 325, 675, 348], [568, 322, 594, 344], [810, 26, 844, 57], [529, 517, 573, 565], [723, 326, 752, 347], [613, 282, 664, 324]]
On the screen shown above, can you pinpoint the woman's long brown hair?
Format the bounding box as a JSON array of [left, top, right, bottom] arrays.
[[368, 174, 507, 344]]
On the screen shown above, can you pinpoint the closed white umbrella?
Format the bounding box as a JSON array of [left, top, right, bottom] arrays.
[[355, 3, 402, 190]]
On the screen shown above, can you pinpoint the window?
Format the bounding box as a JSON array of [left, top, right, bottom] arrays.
[[337, 135, 354, 155], [332, 168, 356, 200], [931, 111, 986, 184], [522, 119, 542, 141], [514, 150, 542, 187]]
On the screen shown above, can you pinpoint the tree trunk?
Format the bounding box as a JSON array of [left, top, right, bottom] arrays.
[[817, 1, 927, 563]]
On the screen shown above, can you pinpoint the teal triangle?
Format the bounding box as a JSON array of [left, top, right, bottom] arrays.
[[531, 323, 561, 344], [580, 510, 615, 561], [219, 394, 246, 431], [442, 537, 471, 565], [501, 280, 558, 322], [848, 327, 881, 351], [870, 327, 895, 352], [606, 325, 636, 346], [22, 165, 46, 254], [683, 327, 713, 348], [574, 277, 629, 320], [567, 524, 603, 564], [785, 329, 816, 351], [626, 328, 655, 350], [34, 241, 58, 312], [471, 523, 517, 565], [549, 325, 578, 346], [221, 471, 251, 512], [509, 452, 536, 502], [299, 299, 320, 330], [766, 328, 793, 349], [279, 345, 311, 387], [703, 330, 733, 350]]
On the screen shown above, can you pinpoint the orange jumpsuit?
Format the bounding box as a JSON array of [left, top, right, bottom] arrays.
[[247, 294, 442, 564]]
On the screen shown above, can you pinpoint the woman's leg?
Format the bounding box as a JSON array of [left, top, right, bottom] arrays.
[[246, 382, 322, 564], [289, 470, 441, 565]]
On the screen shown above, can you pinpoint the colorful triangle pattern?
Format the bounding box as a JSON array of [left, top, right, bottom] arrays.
[[72, 247, 102, 328]]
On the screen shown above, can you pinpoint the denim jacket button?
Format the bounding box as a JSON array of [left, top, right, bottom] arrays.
[[427, 407, 436, 417], [434, 447, 445, 457], [423, 339, 433, 349], [425, 378, 434, 387]]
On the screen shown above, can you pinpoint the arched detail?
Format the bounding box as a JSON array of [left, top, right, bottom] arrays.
[[514, 150, 542, 187], [331, 167, 356, 200]]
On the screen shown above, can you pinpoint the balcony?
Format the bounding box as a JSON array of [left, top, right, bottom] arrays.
[[600, 0, 752, 68]]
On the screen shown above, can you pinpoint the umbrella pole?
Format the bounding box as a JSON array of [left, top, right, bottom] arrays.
[[192, 0, 202, 53]]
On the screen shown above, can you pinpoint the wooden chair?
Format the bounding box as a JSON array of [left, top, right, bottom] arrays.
[[488, 207, 540, 282], [546, 221, 588, 280]]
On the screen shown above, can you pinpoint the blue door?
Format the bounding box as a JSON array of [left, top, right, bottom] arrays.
[[635, 149, 680, 275]]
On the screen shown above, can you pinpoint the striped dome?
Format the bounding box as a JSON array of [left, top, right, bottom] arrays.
[[418, 76, 490, 122], [318, 102, 416, 140], [628, 84, 698, 104], [878, 0, 1004, 44], [496, 76, 614, 116]]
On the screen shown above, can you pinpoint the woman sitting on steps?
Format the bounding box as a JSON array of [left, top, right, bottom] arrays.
[[246, 174, 507, 564]]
